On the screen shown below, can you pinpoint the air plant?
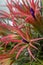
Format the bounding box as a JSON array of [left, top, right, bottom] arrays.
[[0, 0, 43, 65]]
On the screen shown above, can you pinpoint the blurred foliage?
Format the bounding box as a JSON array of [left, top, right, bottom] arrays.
[[0, 0, 43, 65]]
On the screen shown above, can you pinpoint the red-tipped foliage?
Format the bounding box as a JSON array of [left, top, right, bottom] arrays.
[[0, 0, 43, 63]]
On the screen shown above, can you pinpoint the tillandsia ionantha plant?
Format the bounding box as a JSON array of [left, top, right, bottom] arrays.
[[0, 0, 43, 65]]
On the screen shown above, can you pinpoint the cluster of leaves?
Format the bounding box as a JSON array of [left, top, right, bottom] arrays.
[[0, 0, 43, 65]]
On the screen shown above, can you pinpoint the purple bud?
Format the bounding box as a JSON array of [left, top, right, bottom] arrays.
[[30, 8, 35, 18], [22, 39, 29, 44]]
